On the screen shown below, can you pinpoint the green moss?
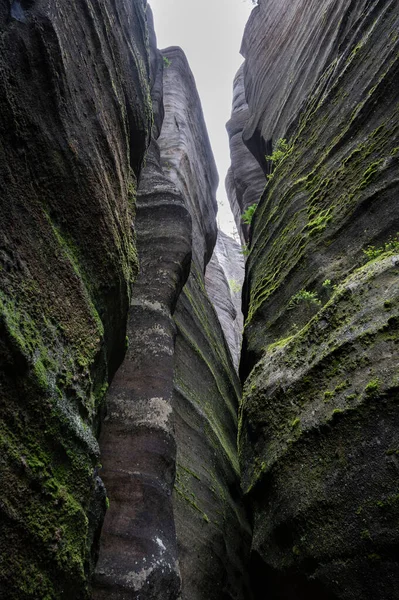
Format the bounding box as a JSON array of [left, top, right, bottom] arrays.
[[174, 467, 209, 524], [361, 529, 371, 540], [364, 378, 380, 397]]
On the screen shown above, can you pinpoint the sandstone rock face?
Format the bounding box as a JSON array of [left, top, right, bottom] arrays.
[[226, 66, 265, 244], [159, 47, 219, 272], [94, 41, 251, 600], [93, 21, 192, 597], [0, 1, 152, 598], [205, 230, 244, 371], [162, 49, 251, 600], [173, 270, 251, 600], [232, 0, 399, 598]]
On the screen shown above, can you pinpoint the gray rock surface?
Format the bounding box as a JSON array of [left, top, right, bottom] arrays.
[[0, 1, 152, 597], [93, 34, 192, 598], [158, 47, 219, 272], [205, 230, 244, 370], [160, 46, 251, 600], [94, 39, 251, 600], [226, 66, 266, 243], [231, 0, 399, 598]]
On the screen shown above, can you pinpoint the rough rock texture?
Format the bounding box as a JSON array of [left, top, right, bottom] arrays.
[[0, 1, 152, 598], [226, 66, 266, 244], [158, 50, 251, 600], [205, 230, 244, 370], [93, 20, 192, 599], [94, 42, 251, 600], [233, 1, 399, 598], [173, 268, 252, 600]]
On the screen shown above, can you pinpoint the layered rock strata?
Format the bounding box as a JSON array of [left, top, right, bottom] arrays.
[[226, 66, 265, 244], [94, 41, 251, 600], [231, 0, 399, 598], [0, 1, 152, 597], [205, 230, 245, 371], [93, 26, 192, 598]]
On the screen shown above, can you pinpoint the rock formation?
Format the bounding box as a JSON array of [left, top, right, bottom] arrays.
[[228, 0, 399, 598], [0, 1, 151, 597], [205, 230, 244, 371], [94, 30, 250, 600], [2, 0, 398, 598], [225, 66, 265, 244]]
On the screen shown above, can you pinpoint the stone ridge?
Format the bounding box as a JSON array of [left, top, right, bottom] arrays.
[[226, 65, 266, 244], [159, 46, 219, 272], [0, 0, 152, 597], [94, 24, 251, 600], [160, 45, 251, 600], [233, 0, 399, 597], [205, 230, 245, 371], [93, 11, 192, 598]]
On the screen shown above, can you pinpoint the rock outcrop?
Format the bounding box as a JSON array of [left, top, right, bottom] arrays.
[[205, 230, 244, 370], [92, 17, 192, 598], [94, 38, 251, 600], [229, 0, 399, 598], [226, 66, 265, 244], [0, 1, 152, 597]]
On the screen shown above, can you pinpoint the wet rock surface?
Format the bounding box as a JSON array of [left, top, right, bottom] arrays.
[[226, 66, 266, 244], [93, 56, 191, 600], [94, 40, 251, 600], [161, 46, 251, 600], [233, 0, 399, 598], [0, 0, 152, 597], [205, 230, 244, 371]]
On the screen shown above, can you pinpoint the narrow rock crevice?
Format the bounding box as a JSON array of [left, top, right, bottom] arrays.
[[1, 1, 398, 599]]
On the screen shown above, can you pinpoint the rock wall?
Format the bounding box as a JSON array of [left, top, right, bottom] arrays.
[[94, 36, 250, 600], [205, 230, 244, 371], [230, 0, 399, 598], [0, 1, 152, 597], [226, 66, 265, 244]]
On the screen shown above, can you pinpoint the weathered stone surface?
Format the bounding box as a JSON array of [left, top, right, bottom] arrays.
[[234, 0, 399, 598], [93, 29, 192, 599], [157, 47, 251, 600], [94, 41, 250, 600], [0, 1, 152, 597], [226, 66, 265, 243], [173, 266, 252, 600], [205, 230, 244, 371], [159, 47, 219, 273]]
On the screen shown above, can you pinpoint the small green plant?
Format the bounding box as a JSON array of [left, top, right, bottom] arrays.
[[163, 56, 172, 68], [265, 138, 290, 167], [240, 244, 250, 257], [241, 203, 258, 225], [365, 378, 380, 397], [228, 279, 241, 294], [322, 279, 332, 287], [288, 289, 321, 309], [363, 234, 399, 261]]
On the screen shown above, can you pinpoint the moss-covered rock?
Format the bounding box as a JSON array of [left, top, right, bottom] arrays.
[[233, 0, 399, 597], [0, 0, 152, 596]]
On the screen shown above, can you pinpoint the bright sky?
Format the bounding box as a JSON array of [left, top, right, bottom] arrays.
[[149, 0, 253, 236]]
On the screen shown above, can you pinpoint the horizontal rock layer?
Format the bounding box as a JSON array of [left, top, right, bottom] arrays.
[[94, 37, 251, 600], [0, 0, 152, 597], [205, 230, 245, 371], [225, 65, 266, 243], [232, 0, 399, 598]]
